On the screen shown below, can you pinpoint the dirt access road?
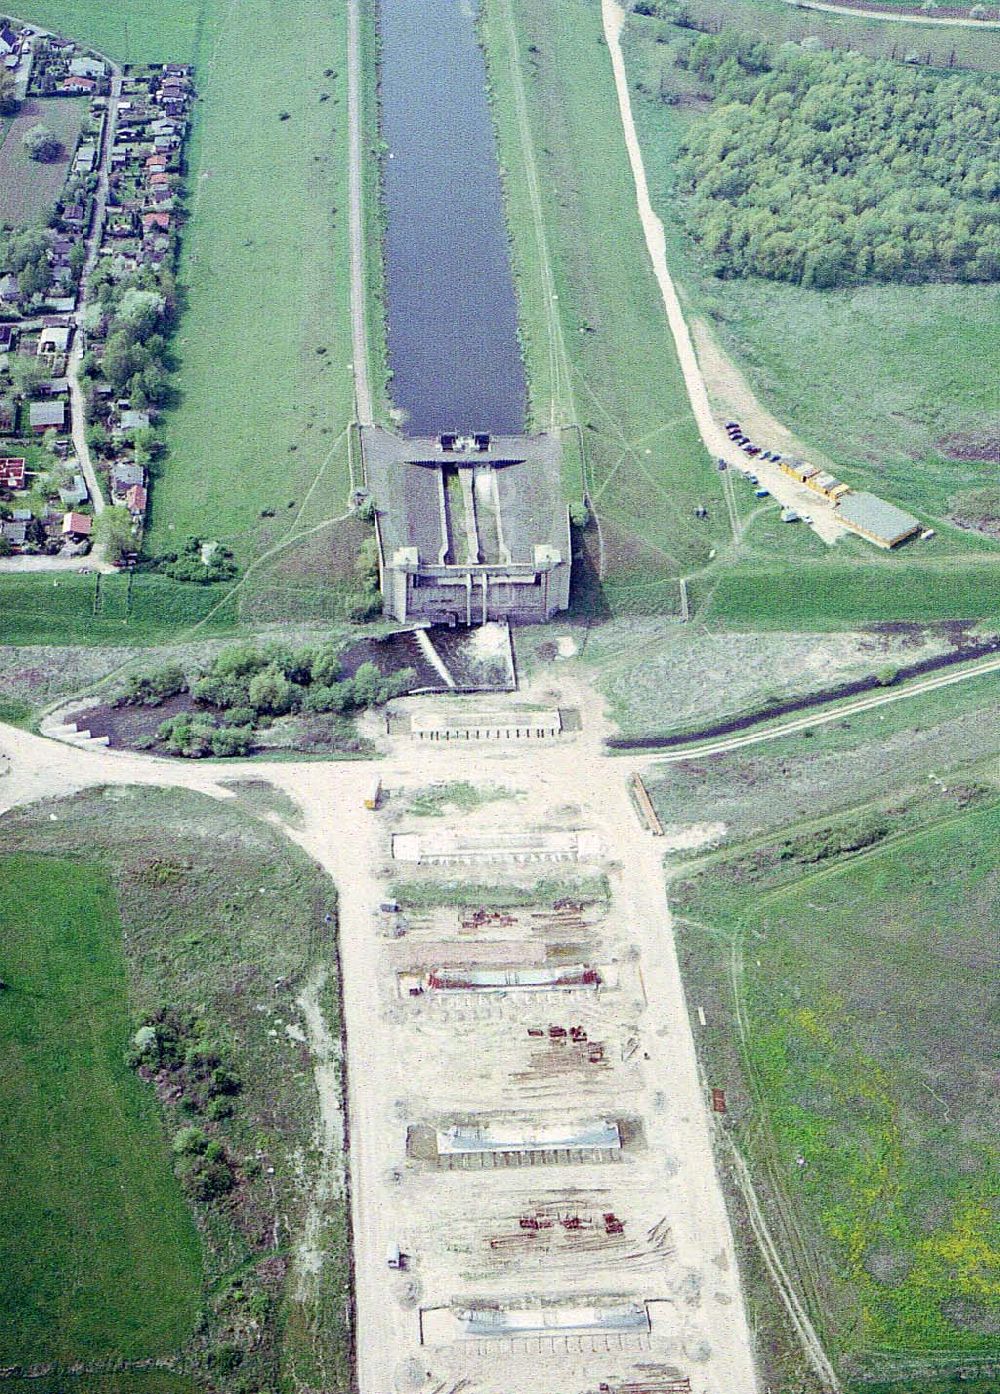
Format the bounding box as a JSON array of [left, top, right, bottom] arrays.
[[1, 676, 762, 1394], [602, 0, 848, 545]]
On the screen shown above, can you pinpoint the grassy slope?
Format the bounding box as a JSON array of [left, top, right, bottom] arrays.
[[0, 854, 201, 1365], [671, 800, 1000, 1385], [622, 14, 1000, 624], [484, 0, 732, 603], [146, 0, 354, 560], [743, 808, 999, 1357]]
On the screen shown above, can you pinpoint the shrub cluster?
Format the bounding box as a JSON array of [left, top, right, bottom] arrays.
[[81, 275, 177, 410], [171, 1127, 237, 1202], [117, 639, 417, 757], [154, 535, 238, 584], [671, 32, 1000, 286], [129, 1008, 241, 1201], [129, 1007, 243, 1116], [116, 663, 186, 706]]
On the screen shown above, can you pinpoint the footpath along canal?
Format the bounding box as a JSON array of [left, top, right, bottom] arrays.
[[379, 0, 526, 433]]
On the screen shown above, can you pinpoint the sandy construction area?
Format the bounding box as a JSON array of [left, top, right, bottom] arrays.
[[0, 665, 759, 1393]]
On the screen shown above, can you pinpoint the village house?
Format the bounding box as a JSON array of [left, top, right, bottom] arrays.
[[125, 483, 147, 518], [69, 55, 106, 80], [0, 457, 26, 489], [110, 459, 144, 494], [59, 474, 88, 506], [60, 75, 96, 94], [0, 25, 20, 55], [73, 143, 97, 174], [37, 325, 72, 357], [1, 519, 27, 546], [0, 274, 22, 306], [61, 510, 92, 540], [29, 400, 66, 433], [116, 408, 151, 436]]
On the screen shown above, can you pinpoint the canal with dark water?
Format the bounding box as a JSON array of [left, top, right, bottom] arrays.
[[379, 0, 526, 435]]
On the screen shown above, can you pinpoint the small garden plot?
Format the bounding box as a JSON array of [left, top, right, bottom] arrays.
[[0, 98, 87, 228]]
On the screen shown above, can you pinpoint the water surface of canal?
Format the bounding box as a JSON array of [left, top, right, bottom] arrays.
[[379, 0, 526, 435]]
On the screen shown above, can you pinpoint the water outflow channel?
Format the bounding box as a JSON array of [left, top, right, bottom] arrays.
[[379, 0, 527, 435]]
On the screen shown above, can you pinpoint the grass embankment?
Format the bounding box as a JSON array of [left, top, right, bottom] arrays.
[[482, 0, 731, 608], [404, 781, 518, 816], [0, 855, 201, 1367], [390, 872, 610, 910], [643, 662, 1000, 849], [620, 14, 1000, 625], [0, 788, 351, 1393], [670, 798, 1000, 1390]]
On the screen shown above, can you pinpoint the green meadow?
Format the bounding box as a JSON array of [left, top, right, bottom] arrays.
[[0, 854, 201, 1365], [672, 800, 1000, 1386]]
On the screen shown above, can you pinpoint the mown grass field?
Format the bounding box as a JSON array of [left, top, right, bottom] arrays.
[[0, 97, 87, 228], [0, 854, 201, 1365], [670, 799, 1000, 1389], [0, 787, 351, 1393], [145, 0, 355, 558], [8, 0, 207, 62]]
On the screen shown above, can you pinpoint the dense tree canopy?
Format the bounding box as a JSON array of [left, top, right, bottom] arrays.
[[673, 33, 1000, 286]]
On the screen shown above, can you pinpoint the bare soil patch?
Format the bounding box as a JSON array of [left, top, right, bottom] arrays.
[[938, 429, 999, 462], [74, 693, 371, 759], [947, 485, 1000, 540]]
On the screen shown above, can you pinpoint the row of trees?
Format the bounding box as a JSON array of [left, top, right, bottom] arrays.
[[671, 32, 1000, 286]]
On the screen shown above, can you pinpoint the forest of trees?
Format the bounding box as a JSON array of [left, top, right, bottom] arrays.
[[672, 33, 1000, 287]]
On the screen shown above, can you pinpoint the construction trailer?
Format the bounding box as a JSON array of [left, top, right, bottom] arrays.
[[779, 457, 850, 500], [834, 491, 921, 549]]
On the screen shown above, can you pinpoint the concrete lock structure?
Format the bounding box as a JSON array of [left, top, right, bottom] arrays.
[[362, 427, 571, 625]]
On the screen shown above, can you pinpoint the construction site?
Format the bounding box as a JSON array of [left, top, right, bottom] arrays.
[[341, 701, 759, 1394]]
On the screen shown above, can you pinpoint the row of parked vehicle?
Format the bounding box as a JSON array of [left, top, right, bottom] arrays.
[[722, 421, 809, 522], [724, 421, 784, 463]]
